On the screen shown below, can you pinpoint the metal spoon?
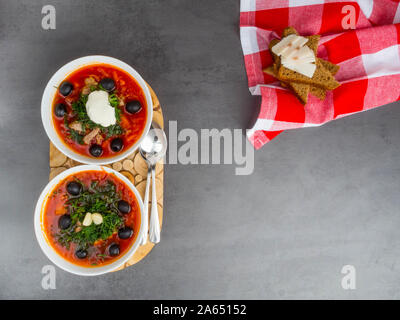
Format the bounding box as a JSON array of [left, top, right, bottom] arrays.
[[139, 122, 167, 244]]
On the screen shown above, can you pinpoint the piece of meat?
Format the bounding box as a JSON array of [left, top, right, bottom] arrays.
[[82, 86, 91, 95], [69, 121, 84, 133], [83, 127, 100, 145], [84, 77, 98, 86], [95, 134, 104, 145], [82, 77, 98, 95]]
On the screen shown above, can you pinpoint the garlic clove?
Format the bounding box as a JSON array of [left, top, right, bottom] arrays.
[[91, 213, 103, 225], [82, 212, 93, 226]]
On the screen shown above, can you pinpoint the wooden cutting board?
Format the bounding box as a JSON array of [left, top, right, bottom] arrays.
[[49, 84, 164, 270]]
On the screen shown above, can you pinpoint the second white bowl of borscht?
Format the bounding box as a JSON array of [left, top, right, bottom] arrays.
[[41, 55, 153, 164], [34, 165, 145, 276]]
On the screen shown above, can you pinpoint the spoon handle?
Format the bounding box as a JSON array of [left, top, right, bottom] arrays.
[[141, 168, 151, 245], [149, 166, 160, 243]]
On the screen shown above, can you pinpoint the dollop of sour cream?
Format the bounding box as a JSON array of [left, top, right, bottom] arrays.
[[85, 90, 116, 127]]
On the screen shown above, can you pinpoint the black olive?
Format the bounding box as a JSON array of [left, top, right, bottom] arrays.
[[75, 249, 88, 259], [58, 214, 71, 230], [99, 78, 115, 92], [117, 200, 131, 214], [118, 227, 133, 239], [54, 103, 67, 118], [125, 100, 142, 114], [66, 181, 82, 196], [109, 243, 120, 256], [89, 144, 103, 157], [59, 81, 73, 96], [110, 138, 124, 152]]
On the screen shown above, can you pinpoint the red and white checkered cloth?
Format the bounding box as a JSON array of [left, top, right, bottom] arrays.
[[241, 0, 400, 149]]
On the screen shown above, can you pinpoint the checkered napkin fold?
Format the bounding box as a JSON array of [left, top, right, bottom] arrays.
[[240, 0, 400, 149]]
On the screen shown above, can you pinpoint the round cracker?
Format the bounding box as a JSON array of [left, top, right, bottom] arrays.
[[122, 159, 134, 172], [112, 162, 123, 171]]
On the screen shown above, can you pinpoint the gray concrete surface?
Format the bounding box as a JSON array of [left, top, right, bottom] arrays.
[[0, 0, 399, 299]]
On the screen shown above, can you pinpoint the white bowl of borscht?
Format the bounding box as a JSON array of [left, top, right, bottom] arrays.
[[34, 165, 145, 276], [41, 56, 153, 164]]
